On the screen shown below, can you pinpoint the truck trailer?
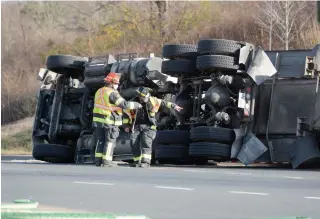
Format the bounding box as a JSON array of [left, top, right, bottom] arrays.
[[32, 39, 320, 169]]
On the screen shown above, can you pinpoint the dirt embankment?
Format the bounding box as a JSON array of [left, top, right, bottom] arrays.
[[1, 117, 34, 155]]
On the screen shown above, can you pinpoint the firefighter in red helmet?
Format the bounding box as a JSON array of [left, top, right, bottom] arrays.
[[92, 72, 142, 167]]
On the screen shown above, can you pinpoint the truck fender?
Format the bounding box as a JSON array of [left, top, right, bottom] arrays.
[[246, 47, 277, 85], [290, 135, 320, 169], [236, 132, 268, 166], [230, 127, 245, 158]]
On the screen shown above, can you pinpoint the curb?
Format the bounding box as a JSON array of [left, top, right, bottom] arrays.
[[1, 200, 151, 219], [1, 155, 33, 161], [1, 159, 48, 164], [1, 212, 151, 219]]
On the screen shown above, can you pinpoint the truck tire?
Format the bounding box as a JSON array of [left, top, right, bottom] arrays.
[[46, 55, 87, 74], [156, 130, 190, 145], [162, 44, 198, 59], [196, 55, 239, 72], [155, 144, 189, 161], [190, 126, 235, 144], [84, 76, 104, 88], [197, 39, 242, 56], [32, 143, 75, 163], [84, 64, 109, 78], [189, 142, 231, 158], [161, 60, 197, 76]]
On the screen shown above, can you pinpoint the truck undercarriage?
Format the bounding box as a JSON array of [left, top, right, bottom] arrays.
[[32, 39, 320, 169]]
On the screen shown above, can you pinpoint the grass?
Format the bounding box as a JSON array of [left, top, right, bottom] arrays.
[[1, 129, 33, 155], [1, 117, 33, 155]]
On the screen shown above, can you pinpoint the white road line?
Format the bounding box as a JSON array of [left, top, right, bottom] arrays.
[[283, 176, 304, 180], [73, 181, 114, 186], [305, 196, 320, 200], [152, 167, 169, 170], [183, 169, 208, 173], [226, 172, 252, 176], [154, 185, 194, 191], [228, 191, 269, 196]]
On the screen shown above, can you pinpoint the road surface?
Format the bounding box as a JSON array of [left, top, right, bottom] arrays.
[[2, 161, 320, 219]]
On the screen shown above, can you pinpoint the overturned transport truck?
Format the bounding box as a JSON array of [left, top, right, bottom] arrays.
[[32, 39, 320, 169]]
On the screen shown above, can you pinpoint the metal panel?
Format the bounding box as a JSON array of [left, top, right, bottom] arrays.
[[269, 79, 317, 134], [253, 83, 272, 134], [311, 87, 320, 129], [266, 50, 311, 78], [254, 79, 318, 134], [257, 135, 296, 162]]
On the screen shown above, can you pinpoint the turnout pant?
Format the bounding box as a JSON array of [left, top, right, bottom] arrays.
[[94, 125, 119, 162], [130, 125, 157, 164]]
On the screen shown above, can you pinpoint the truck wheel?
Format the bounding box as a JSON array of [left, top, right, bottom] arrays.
[[196, 55, 239, 72], [162, 44, 198, 59], [189, 142, 231, 158], [161, 60, 197, 76], [197, 39, 242, 56], [32, 143, 75, 163], [156, 130, 190, 145], [155, 144, 189, 163], [46, 55, 87, 75], [190, 126, 235, 144]]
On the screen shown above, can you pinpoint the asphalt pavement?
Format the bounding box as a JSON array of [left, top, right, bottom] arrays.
[[2, 161, 320, 219]]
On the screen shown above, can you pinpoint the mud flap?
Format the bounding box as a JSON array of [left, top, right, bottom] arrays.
[[237, 132, 268, 166], [290, 135, 320, 169], [230, 128, 245, 158], [246, 47, 277, 85]]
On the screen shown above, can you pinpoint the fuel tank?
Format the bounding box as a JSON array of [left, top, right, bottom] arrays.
[[204, 81, 231, 109]]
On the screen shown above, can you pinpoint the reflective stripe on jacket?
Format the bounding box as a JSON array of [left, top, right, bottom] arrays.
[[92, 87, 123, 126], [125, 96, 175, 130], [123, 109, 136, 125]]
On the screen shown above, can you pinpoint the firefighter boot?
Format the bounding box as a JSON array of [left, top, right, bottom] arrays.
[[129, 161, 141, 167], [139, 155, 151, 168], [95, 157, 103, 167], [101, 160, 118, 167], [139, 163, 150, 168]]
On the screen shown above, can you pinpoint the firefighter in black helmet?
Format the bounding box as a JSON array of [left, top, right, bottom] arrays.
[[126, 87, 183, 168]]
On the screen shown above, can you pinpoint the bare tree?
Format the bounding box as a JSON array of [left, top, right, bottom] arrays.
[[273, 0, 311, 50], [155, 1, 168, 38], [254, 0, 311, 50], [252, 1, 276, 50]]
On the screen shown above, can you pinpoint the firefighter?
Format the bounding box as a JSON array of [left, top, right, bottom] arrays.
[[127, 87, 183, 168], [93, 72, 142, 167]]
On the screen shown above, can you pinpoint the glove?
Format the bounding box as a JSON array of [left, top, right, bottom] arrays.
[[130, 102, 141, 109], [174, 105, 183, 112], [135, 102, 143, 109], [124, 127, 130, 132]]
